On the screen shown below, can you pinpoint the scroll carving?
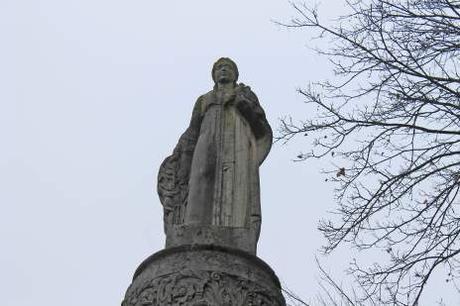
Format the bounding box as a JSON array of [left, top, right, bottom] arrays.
[[122, 270, 282, 306]]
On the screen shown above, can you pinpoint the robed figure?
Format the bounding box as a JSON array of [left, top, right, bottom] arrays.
[[158, 58, 272, 252]]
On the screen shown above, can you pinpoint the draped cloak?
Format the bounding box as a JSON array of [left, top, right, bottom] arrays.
[[158, 83, 272, 241]]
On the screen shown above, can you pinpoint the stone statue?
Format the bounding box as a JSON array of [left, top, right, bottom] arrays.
[[122, 59, 285, 306], [157, 58, 272, 253]]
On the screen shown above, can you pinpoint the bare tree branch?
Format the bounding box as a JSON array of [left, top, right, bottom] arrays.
[[279, 0, 460, 304]]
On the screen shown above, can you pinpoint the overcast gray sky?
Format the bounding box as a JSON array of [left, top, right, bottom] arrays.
[[2, 1, 459, 305]]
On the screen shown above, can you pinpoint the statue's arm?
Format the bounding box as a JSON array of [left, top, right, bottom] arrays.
[[235, 85, 270, 138], [234, 85, 273, 163], [175, 97, 203, 175], [157, 97, 203, 228]]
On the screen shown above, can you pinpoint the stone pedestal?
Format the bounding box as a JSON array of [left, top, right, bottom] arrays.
[[122, 245, 285, 306], [165, 225, 259, 254]]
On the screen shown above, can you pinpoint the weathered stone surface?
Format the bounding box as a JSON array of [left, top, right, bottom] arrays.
[[122, 59, 283, 305], [157, 58, 272, 253], [122, 245, 285, 306], [165, 224, 258, 254]]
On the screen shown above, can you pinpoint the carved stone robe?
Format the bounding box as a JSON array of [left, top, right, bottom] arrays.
[[158, 83, 272, 242]]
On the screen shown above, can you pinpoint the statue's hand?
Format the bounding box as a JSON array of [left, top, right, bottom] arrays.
[[235, 85, 255, 112], [235, 96, 253, 116], [224, 91, 236, 105]]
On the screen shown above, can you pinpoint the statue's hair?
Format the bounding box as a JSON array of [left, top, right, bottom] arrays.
[[211, 57, 239, 84]]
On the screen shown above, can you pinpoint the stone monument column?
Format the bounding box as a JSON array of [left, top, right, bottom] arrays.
[[122, 58, 286, 306]]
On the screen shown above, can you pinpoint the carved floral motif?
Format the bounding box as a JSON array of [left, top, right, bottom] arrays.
[[122, 270, 282, 306]]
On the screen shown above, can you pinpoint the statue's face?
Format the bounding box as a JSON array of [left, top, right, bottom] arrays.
[[213, 61, 237, 84]]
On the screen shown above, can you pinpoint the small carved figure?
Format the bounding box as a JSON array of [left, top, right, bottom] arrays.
[[158, 58, 272, 245]]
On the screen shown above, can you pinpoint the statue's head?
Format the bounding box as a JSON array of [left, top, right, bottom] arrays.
[[212, 57, 239, 85]]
